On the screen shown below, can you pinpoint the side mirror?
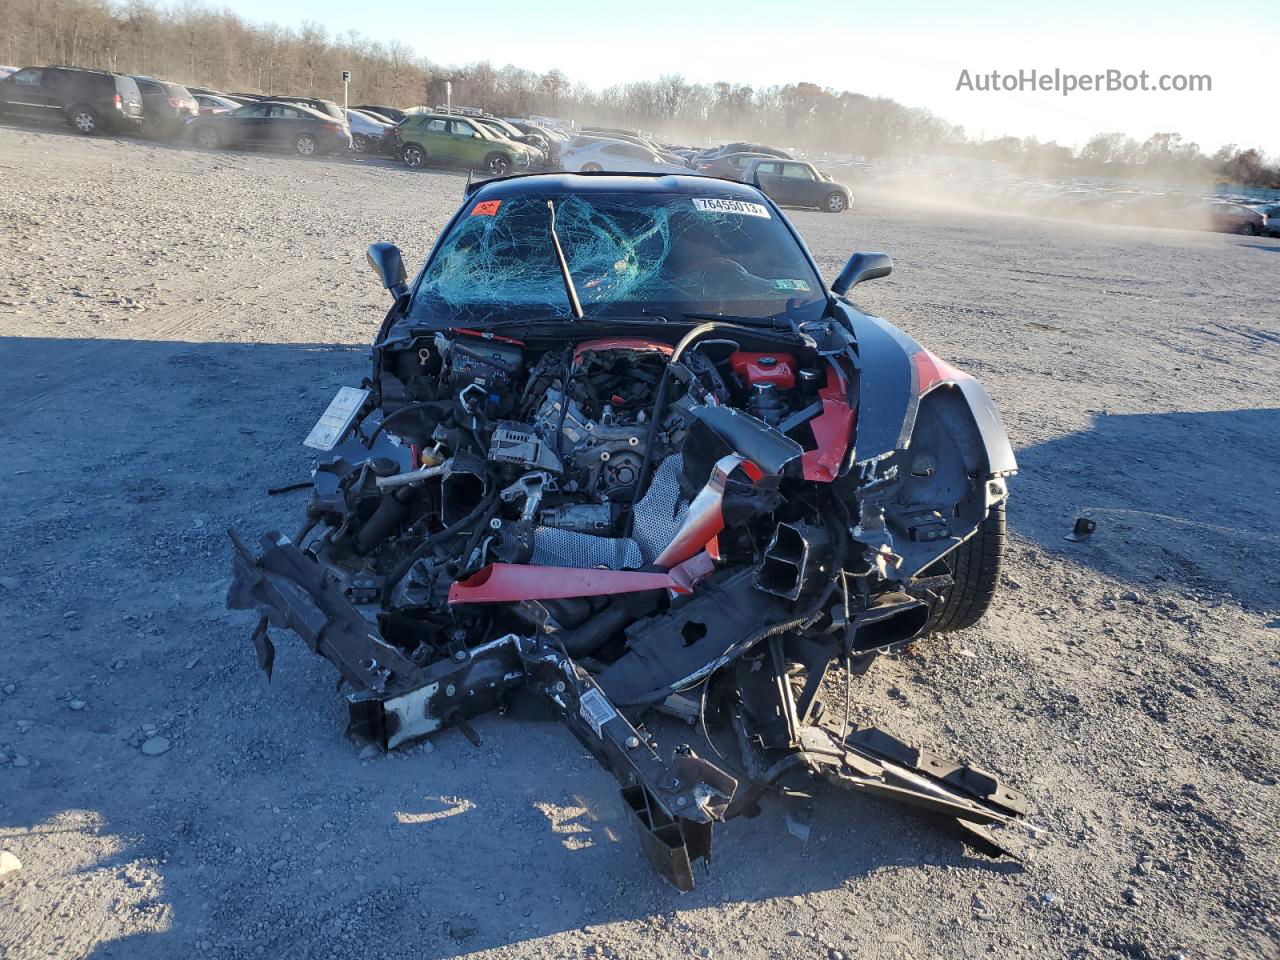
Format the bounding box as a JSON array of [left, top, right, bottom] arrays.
[[830, 252, 892, 296], [366, 242, 407, 297]]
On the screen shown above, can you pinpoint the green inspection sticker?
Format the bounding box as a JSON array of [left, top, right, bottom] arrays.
[[772, 278, 812, 291]]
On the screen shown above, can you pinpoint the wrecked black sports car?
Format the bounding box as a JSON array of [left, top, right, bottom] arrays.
[[229, 173, 1026, 890]]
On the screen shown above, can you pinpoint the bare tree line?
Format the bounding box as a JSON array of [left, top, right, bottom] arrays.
[[4, 0, 1277, 188]]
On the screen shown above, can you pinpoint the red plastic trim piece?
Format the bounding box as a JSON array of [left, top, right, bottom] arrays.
[[447, 552, 715, 605], [800, 361, 857, 483]]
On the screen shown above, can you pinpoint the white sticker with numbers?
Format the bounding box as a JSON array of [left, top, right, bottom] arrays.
[[692, 198, 771, 218], [579, 688, 617, 736]]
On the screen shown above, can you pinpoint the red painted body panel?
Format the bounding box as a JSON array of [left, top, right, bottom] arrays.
[[913, 350, 971, 395]]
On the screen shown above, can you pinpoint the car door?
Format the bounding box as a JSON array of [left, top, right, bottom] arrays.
[[622, 143, 664, 171], [1, 67, 49, 119], [449, 119, 488, 165], [751, 161, 786, 201], [224, 103, 270, 145], [265, 103, 307, 147], [777, 163, 819, 206], [412, 117, 447, 159], [598, 143, 633, 169]]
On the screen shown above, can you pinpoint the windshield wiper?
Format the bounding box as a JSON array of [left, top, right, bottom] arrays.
[[546, 200, 583, 320], [667, 310, 801, 331]]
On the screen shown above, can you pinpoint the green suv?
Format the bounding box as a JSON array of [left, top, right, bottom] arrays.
[[392, 114, 537, 176]]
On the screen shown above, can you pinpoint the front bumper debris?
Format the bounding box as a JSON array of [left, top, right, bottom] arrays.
[[228, 528, 1028, 890]]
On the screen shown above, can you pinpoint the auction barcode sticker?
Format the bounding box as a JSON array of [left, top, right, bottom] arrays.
[[692, 198, 771, 218], [579, 688, 617, 736]]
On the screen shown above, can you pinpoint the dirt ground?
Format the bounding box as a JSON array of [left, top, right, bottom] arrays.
[[1, 125, 1277, 960]]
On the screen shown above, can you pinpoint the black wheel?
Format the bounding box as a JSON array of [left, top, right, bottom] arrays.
[[1240, 222, 1260, 236], [486, 153, 511, 176], [295, 133, 318, 157], [824, 192, 847, 213], [581, 162, 603, 173], [402, 143, 426, 168], [68, 104, 100, 135], [194, 126, 221, 150], [351, 134, 369, 154], [925, 503, 1006, 633]]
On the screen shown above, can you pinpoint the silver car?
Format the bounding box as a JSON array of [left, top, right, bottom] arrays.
[[346, 109, 392, 155]]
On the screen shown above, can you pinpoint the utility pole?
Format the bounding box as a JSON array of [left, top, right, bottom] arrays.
[[341, 70, 351, 112]]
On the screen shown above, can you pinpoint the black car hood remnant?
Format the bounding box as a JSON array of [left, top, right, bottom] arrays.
[[226, 176, 1027, 890]]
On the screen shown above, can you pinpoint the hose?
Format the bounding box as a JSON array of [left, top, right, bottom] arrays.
[[383, 491, 497, 590], [366, 400, 451, 446], [624, 322, 729, 539]]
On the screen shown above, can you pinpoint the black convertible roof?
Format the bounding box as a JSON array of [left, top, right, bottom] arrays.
[[465, 171, 767, 201]]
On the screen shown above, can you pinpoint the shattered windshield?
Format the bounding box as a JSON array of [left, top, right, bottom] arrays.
[[410, 192, 826, 325]]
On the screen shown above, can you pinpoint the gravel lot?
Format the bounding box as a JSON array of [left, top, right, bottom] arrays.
[[1, 125, 1278, 960]]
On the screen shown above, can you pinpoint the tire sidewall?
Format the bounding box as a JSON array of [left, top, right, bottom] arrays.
[[195, 126, 220, 149], [581, 162, 602, 173], [295, 133, 318, 156], [403, 144, 425, 168], [351, 134, 368, 154], [825, 193, 847, 213], [487, 153, 511, 176]]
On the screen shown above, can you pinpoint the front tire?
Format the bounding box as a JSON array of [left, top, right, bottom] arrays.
[[194, 126, 220, 150], [486, 153, 511, 176], [295, 133, 318, 157], [824, 192, 848, 213], [68, 105, 100, 135], [351, 134, 369, 154], [402, 143, 426, 168], [1240, 222, 1260, 236], [925, 503, 1006, 633]]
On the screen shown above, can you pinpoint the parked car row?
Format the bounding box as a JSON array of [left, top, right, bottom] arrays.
[[0, 63, 858, 212]]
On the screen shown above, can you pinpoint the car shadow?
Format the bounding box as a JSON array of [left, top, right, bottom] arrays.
[[2, 334, 1273, 956]]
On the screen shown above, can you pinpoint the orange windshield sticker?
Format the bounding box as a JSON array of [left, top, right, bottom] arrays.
[[470, 200, 502, 216]]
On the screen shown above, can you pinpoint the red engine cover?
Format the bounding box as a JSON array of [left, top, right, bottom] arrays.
[[729, 351, 796, 390]]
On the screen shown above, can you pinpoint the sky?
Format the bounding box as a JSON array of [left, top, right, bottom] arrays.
[[215, 0, 1279, 154]]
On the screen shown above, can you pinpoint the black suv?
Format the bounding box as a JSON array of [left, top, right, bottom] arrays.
[[0, 66, 143, 134]]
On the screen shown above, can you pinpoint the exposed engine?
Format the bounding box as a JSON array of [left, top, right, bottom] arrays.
[[230, 319, 1023, 891], [305, 331, 857, 642]]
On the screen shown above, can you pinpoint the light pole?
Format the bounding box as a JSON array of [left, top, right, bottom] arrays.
[[341, 70, 351, 112]]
